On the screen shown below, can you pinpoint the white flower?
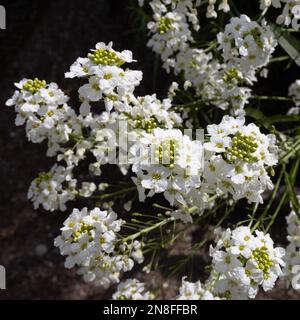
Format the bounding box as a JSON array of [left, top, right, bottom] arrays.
[[112, 279, 154, 300], [78, 76, 103, 102], [212, 250, 242, 273], [260, 0, 281, 9], [288, 79, 300, 107], [204, 135, 231, 153], [276, 0, 300, 30], [217, 15, 277, 72], [141, 166, 170, 194], [79, 182, 97, 198], [206, 0, 230, 18]]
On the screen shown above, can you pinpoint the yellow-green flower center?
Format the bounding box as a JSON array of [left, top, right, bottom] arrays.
[[155, 139, 178, 168], [220, 290, 231, 300], [252, 246, 274, 279], [134, 116, 158, 133], [157, 17, 174, 34], [103, 73, 113, 80], [225, 255, 231, 264], [22, 78, 46, 94], [152, 173, 162, 180], [72, 222, 93, 242], [243, 27, 263, 49], [223, 68, 243, 83], [88, 48, 125, 66], [106, 94, 118, 101], [35, 171, 52, 184], [226, 132, 259, 163]]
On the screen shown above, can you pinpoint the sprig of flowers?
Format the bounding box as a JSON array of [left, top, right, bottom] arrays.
[[207, 226, 285, 299], [54, 207, 144, 288]]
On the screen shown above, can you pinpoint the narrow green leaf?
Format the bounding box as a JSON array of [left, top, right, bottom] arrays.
[[270, 22, 300, 67], [246, 108, 300, 128], [245, 107, 272, 130]]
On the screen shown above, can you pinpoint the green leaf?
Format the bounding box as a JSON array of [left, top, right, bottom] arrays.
[[246, 107, 300, 129], [270, 22, 300, 67], [245, 107, 272, 130], [267, 114, 300, 124]]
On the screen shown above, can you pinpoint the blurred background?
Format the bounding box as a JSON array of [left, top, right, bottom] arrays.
[[0, 0, 299, 299]]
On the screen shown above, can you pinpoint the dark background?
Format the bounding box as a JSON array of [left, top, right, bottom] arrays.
[[0, 0, 299, 299]]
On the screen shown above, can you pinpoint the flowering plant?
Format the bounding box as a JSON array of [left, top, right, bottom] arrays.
[[5, 0, 300, 299]]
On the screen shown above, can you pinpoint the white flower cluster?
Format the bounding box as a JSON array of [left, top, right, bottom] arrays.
[[261, 0, 300, 30], [117, 93, 182, 134], [128, 115, 278, 224], [6, 42, 184, 213], [130, 128, 203, 206], [61, 42, 183, 175], [5, 78, 86, 158], [112, 278, 154, 300], [66, 42, 142, 113], [204, 116, 278, 203], [6, 78, 74, 144], [282, 202, 300, 289], [208, 226, 285, 299], [111, 226, 285, 300], [174, 48, 216, 90], [217, 15, 277, 73], [288, 79, 300, 115], [140, 2, 277, 116], [54, 207, 144, 288], [203, 65, 253, 116], [145, 0, 200, 71], [177, 277, 219, 300], [6, 38, 287, 297], [28, 165, 77, 212], [175, 48, 253, 116]]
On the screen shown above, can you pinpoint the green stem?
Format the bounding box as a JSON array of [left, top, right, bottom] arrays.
[[251, 166, 284, 231], [175, 94, 293, 110], [122, 217, 174, 242], [257, 7, 268, 23], [280, 137, 300, 164], [265, 190, 288, 233], [204, 41, 218, 53], [229, 0, 240, 16], [269, 56, 290, 64], [251, 95, 293, 102], [91, 186, 136, 200]]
